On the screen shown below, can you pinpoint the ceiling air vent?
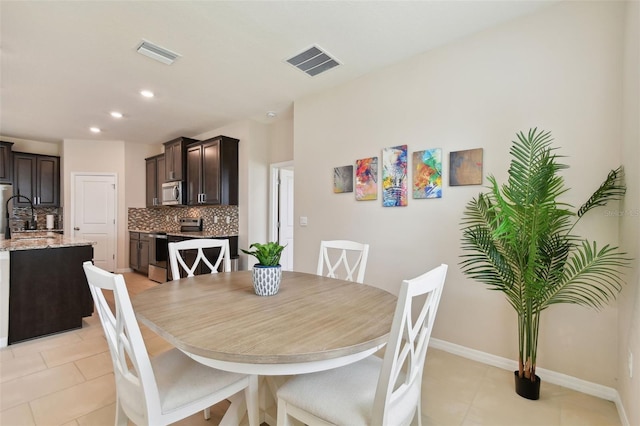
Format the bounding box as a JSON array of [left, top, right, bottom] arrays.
[[136, 40, 181, 65], [286, 46, 340, 77]]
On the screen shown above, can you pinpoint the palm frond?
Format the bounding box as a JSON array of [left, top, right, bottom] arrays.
[[577, 167, 626, 218], [543, 241, 630, 309]]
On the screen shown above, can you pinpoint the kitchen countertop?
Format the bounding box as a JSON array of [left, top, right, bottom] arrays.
[[0, 232, 96, 252], [129, 229, 238, 238]]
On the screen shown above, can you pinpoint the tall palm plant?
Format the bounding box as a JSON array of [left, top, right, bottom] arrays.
[[460, 128, 629, 396]]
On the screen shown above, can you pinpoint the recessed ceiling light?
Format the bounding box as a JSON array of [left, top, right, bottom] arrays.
[[90, 127, 101, 133], [266, 111, 277, 118], [110, 111, 123, 118], [140, 90, 154, 98]]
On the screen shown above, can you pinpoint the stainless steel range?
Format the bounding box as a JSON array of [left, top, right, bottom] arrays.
[[148, 231, 168, 283], [179, 217, 203, 232]]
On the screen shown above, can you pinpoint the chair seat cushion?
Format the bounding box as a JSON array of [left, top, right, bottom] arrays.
[[151, 348, 247, 413], [277, 355, 384, 426]]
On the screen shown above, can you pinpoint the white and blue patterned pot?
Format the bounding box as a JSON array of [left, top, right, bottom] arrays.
[[252, 265, 282, 296]]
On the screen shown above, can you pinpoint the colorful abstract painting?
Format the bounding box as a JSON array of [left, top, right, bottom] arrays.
[[382, 145, 408, 207], [450, 148, 483, 186], [333, 165, 353, 193], [413, 148, 442, 199], [355, 157, 378, 201]]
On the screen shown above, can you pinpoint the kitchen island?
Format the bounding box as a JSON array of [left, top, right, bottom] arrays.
[[0, 233, 95, 346]]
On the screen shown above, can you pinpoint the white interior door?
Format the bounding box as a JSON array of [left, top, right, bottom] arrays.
[[73, 174, 116, 271], [278, 168, 294, 271]]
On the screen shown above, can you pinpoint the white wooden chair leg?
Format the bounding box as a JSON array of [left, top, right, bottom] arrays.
[[204, 406, 211, 420], [245, 375, 260, 426], [277, 399, 288, 426], [115, 400, 128, 426]]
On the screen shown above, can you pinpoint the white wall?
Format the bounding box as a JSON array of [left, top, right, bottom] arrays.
[[618, 2, 640, 425], [268, 107, 294, 165], [1, 136, 60, 156], [293, 1, 631, 389]]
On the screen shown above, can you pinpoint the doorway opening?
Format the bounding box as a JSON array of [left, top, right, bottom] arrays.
[[269, 161, 294, 271]]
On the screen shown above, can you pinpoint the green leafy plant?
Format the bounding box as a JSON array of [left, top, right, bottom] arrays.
[[241, 242, 285, 267], [460, 128, 629, 384]]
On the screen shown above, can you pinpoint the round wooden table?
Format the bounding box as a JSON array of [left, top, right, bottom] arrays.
[[133, 270, 397, 425], [132, 270, 397, 375]]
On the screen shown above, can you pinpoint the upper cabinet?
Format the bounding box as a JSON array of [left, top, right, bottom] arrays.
[[13, 152, 60, 207], [145, 154, 165, 207], [163, 137, 197, 182], [186, 136, 238, 206], [0, 141, 14, 183]]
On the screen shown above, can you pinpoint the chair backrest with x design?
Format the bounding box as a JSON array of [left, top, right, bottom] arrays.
[[168, 238, 231, 279], [372, 263, 448, 424], [316, 240, 370, 283]]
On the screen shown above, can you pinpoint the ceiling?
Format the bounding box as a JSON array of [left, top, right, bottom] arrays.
[[1, 1, 554, 145]]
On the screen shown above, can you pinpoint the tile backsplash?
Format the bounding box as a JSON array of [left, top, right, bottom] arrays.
[[10, 206, 63, 231], [128, 205, 239, 235]]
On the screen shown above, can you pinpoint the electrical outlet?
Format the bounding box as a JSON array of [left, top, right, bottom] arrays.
[[174, 215, 178, 223], [629, 350, 633, 378], [226, 216, 231, 224], [214, 216, 218, 224]]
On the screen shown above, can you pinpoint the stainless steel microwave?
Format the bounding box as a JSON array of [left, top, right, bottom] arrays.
[[162, 181, 184, 205]]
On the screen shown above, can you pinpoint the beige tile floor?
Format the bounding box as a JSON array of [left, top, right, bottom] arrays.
[[0, 272, 622, 426]]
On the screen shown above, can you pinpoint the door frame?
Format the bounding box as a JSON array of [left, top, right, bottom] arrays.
[[70, 172, 118, 270], [269, 161, 294, 242]]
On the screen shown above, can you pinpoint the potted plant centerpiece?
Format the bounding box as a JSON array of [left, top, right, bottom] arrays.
[[242, 242, 286, 296], [460, 128, 630, 400]]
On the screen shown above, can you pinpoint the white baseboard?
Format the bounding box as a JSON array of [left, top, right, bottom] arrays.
[[429, 338, 629, 426], [0, 337, 7, 348]]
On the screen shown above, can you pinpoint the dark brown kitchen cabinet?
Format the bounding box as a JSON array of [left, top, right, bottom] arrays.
[[8, 245, 94, 344], [186, 136, 238, 206], [13, 152, 60, 207], [0, 141, 14, 183], [145, 154, 165, 207], [129, 232, 149, 274], [163, 137, 197, 182]]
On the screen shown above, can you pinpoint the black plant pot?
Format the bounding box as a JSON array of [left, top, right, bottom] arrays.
[[514, 371, 541, 400]]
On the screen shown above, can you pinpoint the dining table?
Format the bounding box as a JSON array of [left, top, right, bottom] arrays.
[[132, 270, 397, 425]]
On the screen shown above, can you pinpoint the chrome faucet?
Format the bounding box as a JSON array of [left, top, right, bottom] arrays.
[[4, 194, 36, 239]]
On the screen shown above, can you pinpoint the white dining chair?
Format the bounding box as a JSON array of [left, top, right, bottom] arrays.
[[277, 264, 448, 426], [82, 261, 259, 426], [316, 239, 370, 283], [168, 238, 231, 279]]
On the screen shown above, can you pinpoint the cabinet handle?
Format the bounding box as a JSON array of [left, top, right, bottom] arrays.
[[74, 227, 80, 231]]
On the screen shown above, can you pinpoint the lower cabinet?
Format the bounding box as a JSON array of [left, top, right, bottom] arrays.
[[8, 245, 94, 344], [129, 232, 149, 274]]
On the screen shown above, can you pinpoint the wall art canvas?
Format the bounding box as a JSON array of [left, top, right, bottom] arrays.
[[382, 145, 408, 207], [450, 148, 483, 186], [413, 148, 443, 199], [333, 165, 353, 193], [355, 157, 378, 201]]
